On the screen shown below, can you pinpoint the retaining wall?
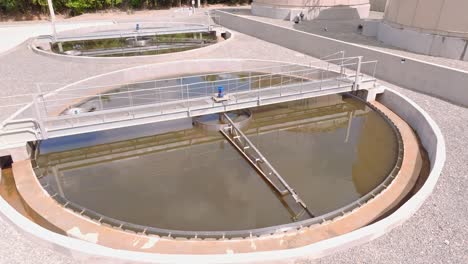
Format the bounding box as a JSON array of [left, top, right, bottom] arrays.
[[212, 10, 468, 107], [375, 22, 468, 62]]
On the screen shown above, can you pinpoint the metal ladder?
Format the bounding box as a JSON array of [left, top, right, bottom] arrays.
[[219, 113, 314, 221]]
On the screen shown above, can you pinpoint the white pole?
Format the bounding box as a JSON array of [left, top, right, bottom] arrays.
[[46, 0, 58, 41], [197, 0, 201, 8], [47, 0, 63, 52]]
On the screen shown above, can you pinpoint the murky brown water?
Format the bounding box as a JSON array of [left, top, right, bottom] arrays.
[[34, 95, 397, 232]]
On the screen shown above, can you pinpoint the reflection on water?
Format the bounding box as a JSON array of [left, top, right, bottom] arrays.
[[73, 72, 304, 113], [35, 95, 397, 231]]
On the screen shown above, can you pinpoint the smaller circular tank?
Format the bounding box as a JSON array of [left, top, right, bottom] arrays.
[[251, 0, 371, 20], [378, 0, 468, 61], [384, 0, 468, 38]]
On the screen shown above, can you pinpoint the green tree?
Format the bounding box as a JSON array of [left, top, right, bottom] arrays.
[[0, 0, 17, 12], [65, 0, 93, 14], [1, 0, 250, 16]]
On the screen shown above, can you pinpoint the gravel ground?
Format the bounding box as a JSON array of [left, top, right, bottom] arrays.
[[0, 9, 467, 264]]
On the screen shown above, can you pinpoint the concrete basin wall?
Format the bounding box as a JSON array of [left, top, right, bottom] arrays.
[[0, 86, 445, 263], [384, 0, 468, 39]]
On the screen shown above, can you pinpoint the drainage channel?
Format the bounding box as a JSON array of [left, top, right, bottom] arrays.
[[220, 113, 314, 221]]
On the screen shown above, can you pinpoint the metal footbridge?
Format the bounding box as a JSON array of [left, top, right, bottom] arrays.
[[0, 56, 377, 152], [220, 113, 314, 221], [52, 24, 212, 43]]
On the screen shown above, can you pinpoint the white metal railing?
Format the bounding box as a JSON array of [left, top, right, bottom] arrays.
[[0, 56, 377, 141], [54, 25, 210, 43], [36, 66, 347, 118]]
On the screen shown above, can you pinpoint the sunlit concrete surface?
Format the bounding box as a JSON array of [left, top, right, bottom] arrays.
[[0, 21, 115, 54]]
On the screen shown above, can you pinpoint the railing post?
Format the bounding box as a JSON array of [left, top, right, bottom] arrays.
[[128, 86, 134, 108], [98, 94, 104, 111], [326, 62, 330, 81], [212, 81, 215, 97], [269, 73, 272, 89], [354, 56, 363, 91], [340, 50, 345, 77], [33, 94, 48, 139], [186, 84, 190, 108], [320, 70, 323, 91], [373, 61, 378, 86], [280, 74, 283, 96], [300, 75, 304, 94], [179, 78, 184, 100], [158, 85, 163, 114], [258, 75, 261, 101], [35, 83, 49, 118], [35, 83, 42, 95]]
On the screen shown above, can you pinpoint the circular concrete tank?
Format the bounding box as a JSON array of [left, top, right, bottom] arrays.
[[251, 0, 371, 20], [378, 0, 468, 61]]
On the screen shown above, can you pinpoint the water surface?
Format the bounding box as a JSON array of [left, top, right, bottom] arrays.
[[36, 94, 397, 231]]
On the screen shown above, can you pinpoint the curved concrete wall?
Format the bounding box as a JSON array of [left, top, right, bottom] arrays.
[[384, 0, 468, 38], [378, 0, 468, 60], [251, 0, 370, 20], [0, 87, 445, 263], [253, 0, 369, 7]]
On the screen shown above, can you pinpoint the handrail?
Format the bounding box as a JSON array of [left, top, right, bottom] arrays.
[[0, 57, 374, 142], [37, 61, 359, 103], [41, 79, 331, 123], [31, 56, 365, 93], [1, 118, 41, 130], [39, 67, 331, 103], [54, 25, 210, 43]]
